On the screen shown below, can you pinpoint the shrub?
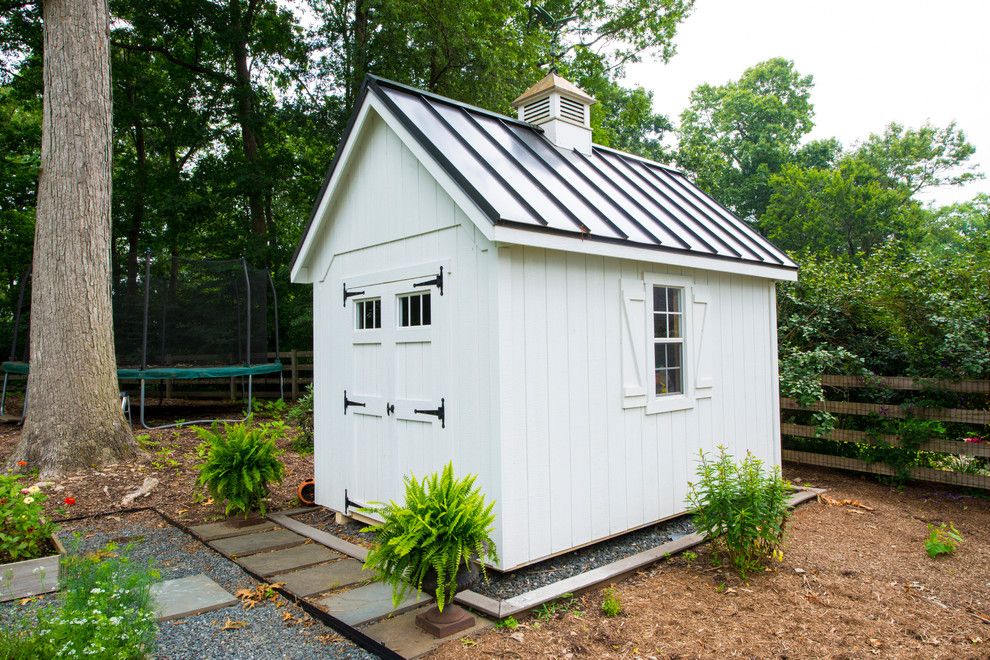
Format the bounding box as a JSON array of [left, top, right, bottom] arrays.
[[600, 587, 622, 617], [361, 462, 498, 612], [286, 384, 314, 454], [252, 397, 288, 420], [924, 522, 963, 558], [0, 473, 57, 563], [195, 419, 285, 517], [494, 616, 518, 630], [0, 542, 159, 659], [686, 446, 791, 578]]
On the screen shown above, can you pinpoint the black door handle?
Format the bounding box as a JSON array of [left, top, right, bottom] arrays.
[[386, 402, 395, 416]]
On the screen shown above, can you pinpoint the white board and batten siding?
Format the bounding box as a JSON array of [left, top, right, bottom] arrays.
[[308, 113, 503, 551], [494, 246, 781, 569]]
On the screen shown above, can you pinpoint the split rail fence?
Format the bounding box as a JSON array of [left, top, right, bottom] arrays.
[[781, 374, 990, 491]]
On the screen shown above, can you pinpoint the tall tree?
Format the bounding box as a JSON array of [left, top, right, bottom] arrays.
[[677, 57, 814, 220], [12, 0, 135, 473]]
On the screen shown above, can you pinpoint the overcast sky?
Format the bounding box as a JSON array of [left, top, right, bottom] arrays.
[[624, 0, 989, 206]]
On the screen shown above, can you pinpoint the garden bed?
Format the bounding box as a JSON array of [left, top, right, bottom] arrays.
[[433, 465, 990, 658], [0, 510, 374, 660]]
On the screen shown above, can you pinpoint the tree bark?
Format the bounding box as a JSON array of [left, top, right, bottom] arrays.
[[13, 0, 136, 475]]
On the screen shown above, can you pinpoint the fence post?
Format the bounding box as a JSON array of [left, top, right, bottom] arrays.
[[290, 349, 299, 400]]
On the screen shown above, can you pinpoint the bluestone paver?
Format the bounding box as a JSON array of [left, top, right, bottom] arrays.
[[316, 580, 430, 627], [209, 528, 304, 557], [188, 519, 278, 542], [360, 606, 493, 658], [236, 543, 340, 576], [271, 559, 372, 597], [151, 573, 238, 621]]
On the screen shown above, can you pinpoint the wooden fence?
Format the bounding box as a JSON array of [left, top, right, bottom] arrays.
[[781, 374, 990, 490]]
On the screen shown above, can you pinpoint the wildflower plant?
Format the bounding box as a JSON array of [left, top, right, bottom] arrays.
[[0, 542, 159, 658], [686, 445, 791, 578], [0, 473, 58, 563]]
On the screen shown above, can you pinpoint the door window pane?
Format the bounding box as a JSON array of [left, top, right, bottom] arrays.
[[398, 291, 431, 327], [356, 298, 381, 330]]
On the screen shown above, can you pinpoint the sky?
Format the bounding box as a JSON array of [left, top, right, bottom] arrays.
[[624, 0, 990, 207]]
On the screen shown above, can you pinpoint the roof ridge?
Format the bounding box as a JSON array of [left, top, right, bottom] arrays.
[[366, 75, 542, 133]]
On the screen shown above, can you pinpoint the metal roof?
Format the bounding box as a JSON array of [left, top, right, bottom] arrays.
[[291, 76, 798, 275]]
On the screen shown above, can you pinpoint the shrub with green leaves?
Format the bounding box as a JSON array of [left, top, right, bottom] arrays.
[[0, 473, 57, 564], [686, 446, 791, 578], [286, 384, 314, 454], [195, 419, 285, 517], [924, 522, 963, 558], [600, 587, 622, 617], [0, 542, 158, 659], [361, 462, 497, 612]]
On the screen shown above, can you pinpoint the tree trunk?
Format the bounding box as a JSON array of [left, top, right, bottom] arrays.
[[13, 0, 136, 475]]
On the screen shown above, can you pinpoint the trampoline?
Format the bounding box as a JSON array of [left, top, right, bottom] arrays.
[[1, 254, 282, 428]]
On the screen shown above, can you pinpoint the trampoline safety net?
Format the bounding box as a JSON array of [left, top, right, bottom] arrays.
[[114, 256, 275, 370]]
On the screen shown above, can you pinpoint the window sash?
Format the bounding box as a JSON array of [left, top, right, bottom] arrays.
[[652, 285, 685, 397], [398, 291, 431, 327], [355, 298, 381, 330]]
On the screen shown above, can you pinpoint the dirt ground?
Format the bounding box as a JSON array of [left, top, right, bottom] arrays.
[[434, 465, 990, 660], [3, 407, 989, 659], [0, 399, 313, 526]]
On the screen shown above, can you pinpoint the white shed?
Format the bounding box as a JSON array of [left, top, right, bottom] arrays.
[[290, 74, 798, 571]]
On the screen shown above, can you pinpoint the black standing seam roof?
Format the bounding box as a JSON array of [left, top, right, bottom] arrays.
[[291, 75, 798, 274]]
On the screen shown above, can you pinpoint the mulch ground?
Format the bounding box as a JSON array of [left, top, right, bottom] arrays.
[[0, 400, 313, 527], [433, 465, 990, 659], [4, 406, 989, 658]]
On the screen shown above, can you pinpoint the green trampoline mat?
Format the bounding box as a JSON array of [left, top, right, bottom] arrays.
[[4, 361, 282, 380], [1, 361, 29, 375]]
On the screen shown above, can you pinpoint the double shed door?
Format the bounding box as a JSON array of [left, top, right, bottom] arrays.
[[343, 267, 445, 505]]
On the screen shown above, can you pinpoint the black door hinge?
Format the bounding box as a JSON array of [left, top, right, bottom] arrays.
[[413, 267, 444, 296], [343, 390, 366, 414], [343, 283, 365, 307], [386, 402, 395, 416], [414, 397, 445, 428]]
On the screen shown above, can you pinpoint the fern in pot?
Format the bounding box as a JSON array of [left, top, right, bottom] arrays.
[[361, 462, 497, 637]]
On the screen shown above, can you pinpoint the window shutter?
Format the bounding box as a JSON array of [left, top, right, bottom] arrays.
[[620, 278, 647, 408], [693, 285, 715, 397]]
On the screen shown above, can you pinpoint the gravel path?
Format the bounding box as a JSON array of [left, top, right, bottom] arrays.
[[1, 512, 377, 660], [474, 515, 695, 600]]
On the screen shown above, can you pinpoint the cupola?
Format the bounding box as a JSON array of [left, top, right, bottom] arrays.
[[512, 72, 596, 154]]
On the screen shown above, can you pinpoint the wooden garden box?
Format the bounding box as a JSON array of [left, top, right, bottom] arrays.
[[0, 534, 65, 603]]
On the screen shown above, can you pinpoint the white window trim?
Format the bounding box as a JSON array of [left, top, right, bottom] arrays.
[[644, 273, 695, 414], [353, 296, 382, 333]]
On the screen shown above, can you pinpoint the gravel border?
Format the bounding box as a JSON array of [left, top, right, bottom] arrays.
[[474, 516, 696, 600], [1, 512, 377, 660]]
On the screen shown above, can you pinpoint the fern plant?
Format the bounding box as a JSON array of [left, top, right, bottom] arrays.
[[361, 463, 498, 612], [194, 419, 285, 517]]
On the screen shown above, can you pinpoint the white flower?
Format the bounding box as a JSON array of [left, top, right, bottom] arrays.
[[109, 616, 122, 625], [26, 485, 41, 494], [90, 587, 104, 594], [22, 496, 34, 504]]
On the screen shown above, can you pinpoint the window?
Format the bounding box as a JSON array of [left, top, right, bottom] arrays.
[[355, 298, 380, 330], [652, 285, 684, 396], [399, 291, 431, 327]]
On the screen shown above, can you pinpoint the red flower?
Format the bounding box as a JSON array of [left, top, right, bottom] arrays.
[[964, 436, 985, 444], [17, 460, 27, 467], [64, 497, 76, 506]]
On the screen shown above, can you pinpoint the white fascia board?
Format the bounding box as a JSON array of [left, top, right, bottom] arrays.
[[290, 92, 497, 284], [491, 225, 799, 282]]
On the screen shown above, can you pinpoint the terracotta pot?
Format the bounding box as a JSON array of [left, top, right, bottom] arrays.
[[296, 479, 316, 506], [0, 534, 65, 603]]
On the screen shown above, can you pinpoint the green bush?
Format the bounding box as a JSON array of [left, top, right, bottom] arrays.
[[0, 473, 57, 563], [195, 419, 285, 517], [600, 587, 622, 617], [286, 384, 314, 454], [361, 462, 498, 612], [686, 446, 791, 578], [924, 522, 963, 558], [0, 542, 159, 659]]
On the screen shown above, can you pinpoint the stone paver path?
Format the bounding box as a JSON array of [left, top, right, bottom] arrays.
[[189, 513, 491, 658], [151, 573, 238, 621]]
